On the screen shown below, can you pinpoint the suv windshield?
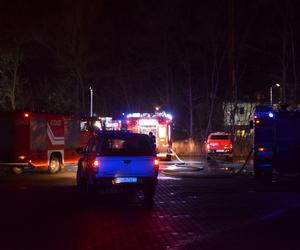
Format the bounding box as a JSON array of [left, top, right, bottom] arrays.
[[210, 135, 229, 140], [98, 134, 154, 156]]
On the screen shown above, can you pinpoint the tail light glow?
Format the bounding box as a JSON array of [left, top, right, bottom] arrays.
[[258, 147, 265, 152], [92, 160, 99, 168], [154, 158, 159, 172], [24, 113, 29, 118]]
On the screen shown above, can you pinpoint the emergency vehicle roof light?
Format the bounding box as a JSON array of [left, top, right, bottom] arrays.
[[254, 105, 274, 118], [138, 119, 157, 126], [126, 113, 141, 118], [166, 113, 173, 120]]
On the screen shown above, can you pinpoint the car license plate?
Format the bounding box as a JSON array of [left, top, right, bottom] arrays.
[[114, 177, 137, 183], [216, 150, 225, 152]]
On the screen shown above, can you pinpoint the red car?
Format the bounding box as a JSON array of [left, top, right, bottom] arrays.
[[205, 132, 233, 160]]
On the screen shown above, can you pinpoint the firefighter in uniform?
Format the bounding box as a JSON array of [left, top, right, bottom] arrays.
[[148, 132, 156, 151]]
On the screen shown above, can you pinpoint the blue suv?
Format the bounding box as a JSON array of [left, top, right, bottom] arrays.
[[76, 131, 159, 202]]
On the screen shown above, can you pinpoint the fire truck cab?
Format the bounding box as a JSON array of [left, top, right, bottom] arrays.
[[124, 112, 173, 160], [0, 111, 82, 174], [253, 105, 300, 179]]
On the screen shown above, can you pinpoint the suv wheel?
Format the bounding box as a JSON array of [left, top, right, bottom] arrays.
[[77, 166, 95, 197], [76, 164, 85, 192]]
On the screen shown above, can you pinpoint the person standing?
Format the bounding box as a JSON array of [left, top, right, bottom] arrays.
[[148, 131, 156, 151]]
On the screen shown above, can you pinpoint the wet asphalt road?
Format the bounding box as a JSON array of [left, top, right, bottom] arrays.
[[1, 165, 300, 250]]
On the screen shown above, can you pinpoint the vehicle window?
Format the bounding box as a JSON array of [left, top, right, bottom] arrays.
[[210, 135, 230, 140], [30, 118, 47, 151], [99, 135, 154, 156]]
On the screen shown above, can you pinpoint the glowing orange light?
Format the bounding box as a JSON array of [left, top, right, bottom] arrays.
[[258, 147, 265, 152], [18, 155, 26, 160], [154, 159, 159, 165], [255, 119, 260, 124]]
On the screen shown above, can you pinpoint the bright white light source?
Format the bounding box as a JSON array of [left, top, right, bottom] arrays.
[[95, 121, 101, 128], [138, 119, 157, 126], [166, 113, 173, 120], [159, 126, 166, 137], [126, 113, 141, 118]]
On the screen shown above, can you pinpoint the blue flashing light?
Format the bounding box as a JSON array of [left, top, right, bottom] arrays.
[[268, 112, 274, 118], [255, 105, 274, 118], [254, 163, 273, 167], [257, 151, 273, 156]]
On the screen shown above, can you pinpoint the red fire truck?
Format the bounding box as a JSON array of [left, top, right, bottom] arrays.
[[124, 112, 173, 160], [0, 111, 84, 174]]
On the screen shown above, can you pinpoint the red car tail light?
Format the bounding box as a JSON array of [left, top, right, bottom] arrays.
[[92, 159, 99, 168], [154, 159, 159, 172]]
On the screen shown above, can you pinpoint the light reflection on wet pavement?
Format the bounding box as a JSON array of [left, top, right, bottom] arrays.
[[1, 163, 300, 249]]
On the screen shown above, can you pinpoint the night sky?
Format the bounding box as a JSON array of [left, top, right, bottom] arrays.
[[1, 0, 300, 138]]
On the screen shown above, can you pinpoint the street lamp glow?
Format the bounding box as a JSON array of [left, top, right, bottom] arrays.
[[270, 83, 281, 106]]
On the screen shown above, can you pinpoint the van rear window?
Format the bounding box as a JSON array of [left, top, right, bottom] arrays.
[[210, 135, 229, 140]]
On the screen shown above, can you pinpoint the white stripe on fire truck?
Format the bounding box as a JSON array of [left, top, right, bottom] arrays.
[[47, 123, 64, 145]]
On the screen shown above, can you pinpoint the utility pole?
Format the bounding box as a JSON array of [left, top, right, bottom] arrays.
[[228, 0, 236, 137], [270, 83, 281, 106], [270, 87, 273, 106], [89, 86, 93, 117], [229, 0, 236, 104]]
